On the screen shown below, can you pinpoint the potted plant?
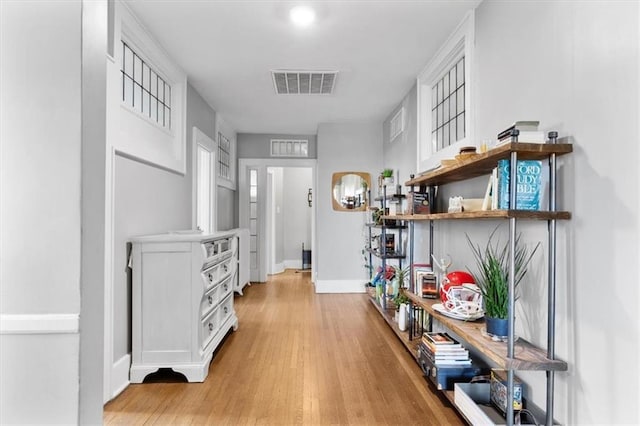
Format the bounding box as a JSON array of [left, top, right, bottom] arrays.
[[466, 227, 540, 337], [382, 169, 394, 186]]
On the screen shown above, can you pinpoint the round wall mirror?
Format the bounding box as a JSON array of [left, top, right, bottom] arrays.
[[331, 172, 371, 212]]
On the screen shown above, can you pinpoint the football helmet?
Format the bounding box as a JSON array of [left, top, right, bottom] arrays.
[[440, 271, 483, 318]]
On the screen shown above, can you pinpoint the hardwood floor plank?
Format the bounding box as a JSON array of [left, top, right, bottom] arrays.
[[104, 270, 463, 425]]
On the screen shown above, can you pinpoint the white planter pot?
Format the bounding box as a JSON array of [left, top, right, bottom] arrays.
[[398, 303, 408, 331]]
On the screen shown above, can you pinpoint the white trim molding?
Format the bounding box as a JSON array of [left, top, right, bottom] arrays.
[[109, 354, 131, 400], [110, 1, 187, 175], [315, 280, 366, 294], [417, 10, 475, 172], [0, 314, 79, 335]]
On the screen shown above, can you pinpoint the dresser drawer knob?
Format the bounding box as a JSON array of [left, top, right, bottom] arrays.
[[208, 273, 213, 282], [208, 295, 213, 305], [223, 264, 228, 272], [208, 322, 214, 331], [223, 306, 228, 314], [223, 284, 228, 291]]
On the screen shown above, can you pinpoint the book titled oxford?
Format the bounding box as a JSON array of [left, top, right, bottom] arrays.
[[497, 159, 543, 210]]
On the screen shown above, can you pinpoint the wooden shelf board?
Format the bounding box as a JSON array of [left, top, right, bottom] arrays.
[[406, 143, 573, 187], [365, 248, 406, 259], [365, 222, 408, 229], [368, 297, 419, 361], [403, 290, 568, 372], [388, 210, 571, 221], [374, 194, 406, 201]]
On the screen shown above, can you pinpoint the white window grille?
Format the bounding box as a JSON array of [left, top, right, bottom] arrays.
[[270, 139, 309, 157], [218, 132, 231, 180], [121, 41, 171, 129], [431, 57, 465, 150], [417, 11, 474, 171], [390, 107, 405, 142]]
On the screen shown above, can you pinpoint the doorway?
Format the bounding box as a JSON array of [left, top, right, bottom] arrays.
[[238, 159, 316, 283], [267, 167, 313, 275]]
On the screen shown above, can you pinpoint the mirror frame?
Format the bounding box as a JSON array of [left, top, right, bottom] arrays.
[[331, 171, 371, 212]]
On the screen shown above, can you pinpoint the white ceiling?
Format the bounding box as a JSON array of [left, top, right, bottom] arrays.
[[124, 0, 481, 135]]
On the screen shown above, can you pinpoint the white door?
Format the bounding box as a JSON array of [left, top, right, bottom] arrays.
[[192, 127, 216, 233], [239, 165, 263, 282]]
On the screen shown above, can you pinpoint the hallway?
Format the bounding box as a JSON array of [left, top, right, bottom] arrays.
[[104, 270, 463, 425]]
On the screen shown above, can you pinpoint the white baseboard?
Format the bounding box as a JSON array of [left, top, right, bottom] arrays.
[[283, 259, 301, 270], [315, 280, 366, 294], [110, 354, 131, 400], [0, 313, 79, 335], [271, 262, 285, 274]]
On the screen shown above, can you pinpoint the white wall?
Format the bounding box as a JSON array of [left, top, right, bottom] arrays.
[[472, 2, 639, 423], [316, 123, 383, 292], [283, 168, 313, 266], [0, 1, 83, 423]]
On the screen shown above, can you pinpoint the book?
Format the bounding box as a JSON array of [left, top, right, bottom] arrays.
[[407, 191, 430, 214], [497, 159, 543, 210], [424, 332, 457, 345], [425, 349, 470, 360], [434, 359, 472, 366], [497, 130, 545, 145], [497, 121, 540, 140]]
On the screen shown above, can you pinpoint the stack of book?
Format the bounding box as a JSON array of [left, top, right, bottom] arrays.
[[496, 121, 544, 145], [420, 332, 471, 366]]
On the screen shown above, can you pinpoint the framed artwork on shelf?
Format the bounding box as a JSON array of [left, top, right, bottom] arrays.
[[412, 263, 436, 298]]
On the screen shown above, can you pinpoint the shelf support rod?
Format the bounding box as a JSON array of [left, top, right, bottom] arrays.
[[507, 150, 518, 426], [381, 184, 387, 310], [546, 131, 559, 425]]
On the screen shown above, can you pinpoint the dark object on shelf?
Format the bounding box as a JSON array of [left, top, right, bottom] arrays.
[[408, 191, 430, 214], [420, 272, 438, 298], [384, 234, 395, 253], [301, 243, 311, 270], [418, 343, 486, 391]]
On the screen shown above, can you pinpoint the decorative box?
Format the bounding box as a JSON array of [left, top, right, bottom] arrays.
[[490, 370, 523, 415]]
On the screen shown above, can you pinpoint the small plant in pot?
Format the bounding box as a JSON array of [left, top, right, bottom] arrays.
[[466, 227, 540, 338], [382, 169, 394, 186]]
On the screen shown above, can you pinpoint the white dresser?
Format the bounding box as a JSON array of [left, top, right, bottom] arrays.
[[129, 230, 239, 383]]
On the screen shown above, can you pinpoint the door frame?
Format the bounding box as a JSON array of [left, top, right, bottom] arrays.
[[238, 158, 317, 283]]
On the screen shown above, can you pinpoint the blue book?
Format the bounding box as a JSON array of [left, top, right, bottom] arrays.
[[497, 160, 543, 210]]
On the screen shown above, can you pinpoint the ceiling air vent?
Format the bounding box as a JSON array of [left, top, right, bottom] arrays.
[[272, 70, 337, 95]]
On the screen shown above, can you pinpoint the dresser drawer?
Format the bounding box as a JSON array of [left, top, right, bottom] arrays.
[[219, 273, 234, 299], [201, 306, 219, 350], [202, 257, 235, 288], [219, 293, 234, 325], [202, 265, 218, 290], [200, 284, 220, 318]]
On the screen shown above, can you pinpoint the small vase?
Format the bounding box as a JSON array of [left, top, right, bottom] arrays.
[[485, 316, 509, 338], [384, 176, 394, 186], [398, 303, 408, 331]]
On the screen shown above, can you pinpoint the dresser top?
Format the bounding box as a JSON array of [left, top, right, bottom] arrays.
[[130, 230, 237, 243]]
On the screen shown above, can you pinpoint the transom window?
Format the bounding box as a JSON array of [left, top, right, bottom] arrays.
[[218, 132, 231, 180], [270, 139, 308, 157], [121, 41, 172, 129], [432, 57, 465, 151]]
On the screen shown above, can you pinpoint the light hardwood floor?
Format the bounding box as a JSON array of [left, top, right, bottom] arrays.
[[104, 270, 464, 425]]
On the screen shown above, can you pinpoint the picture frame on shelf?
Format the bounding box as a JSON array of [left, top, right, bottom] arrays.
[[412, 263, 435, 297]]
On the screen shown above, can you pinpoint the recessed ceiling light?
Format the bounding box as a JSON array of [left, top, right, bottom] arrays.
[[290, 5, 315, 27]]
